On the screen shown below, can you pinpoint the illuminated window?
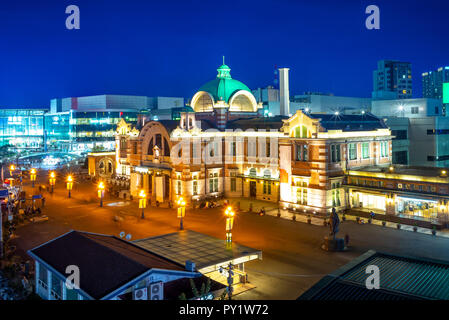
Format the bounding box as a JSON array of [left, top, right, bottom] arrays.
[[362, 143, 370, 159], [263, 181, 271, 195], [230, 172, 236, 192], [349, 143, 357, 160]]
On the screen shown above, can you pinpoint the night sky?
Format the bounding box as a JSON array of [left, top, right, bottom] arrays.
[[1, 0, 448, 107]]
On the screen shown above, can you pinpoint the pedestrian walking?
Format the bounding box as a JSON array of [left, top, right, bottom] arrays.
[[41, 197, 45, 208], [344, 234, 350, 246]]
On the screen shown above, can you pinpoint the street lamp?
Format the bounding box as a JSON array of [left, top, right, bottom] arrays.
[[98, 181, 105, 207], [177, 197, 186, 230], [225, 206, 235, 244], [66, 175, 73, 198], [49, 171, 56, 193], [9, 164, 15, 177], [139, 189, 147, 219], [30, 168, 37, 188]]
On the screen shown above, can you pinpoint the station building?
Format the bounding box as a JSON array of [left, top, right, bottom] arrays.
[[88, 63, 449, 225], [102, 63, 394, 216]]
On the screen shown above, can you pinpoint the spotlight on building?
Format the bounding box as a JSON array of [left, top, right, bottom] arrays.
[[389, 166, 394, 172], [441, 170, 447, 177]]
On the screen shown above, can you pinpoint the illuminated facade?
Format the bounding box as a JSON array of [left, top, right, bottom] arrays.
[[45, 110, 140, 152], [346, 166, 449, 224], [0, 108, 47, 150], [89, 63, 449, 225]]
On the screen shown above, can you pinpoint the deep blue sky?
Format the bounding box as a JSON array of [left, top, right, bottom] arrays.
[[0, 0, 448, 107]]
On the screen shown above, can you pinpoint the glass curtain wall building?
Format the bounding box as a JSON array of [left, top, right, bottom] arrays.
[[0, 108, 47, 150], [44, 110, 140, 152]]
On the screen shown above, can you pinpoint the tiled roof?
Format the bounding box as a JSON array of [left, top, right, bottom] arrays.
[[29, 231, 186, 299]]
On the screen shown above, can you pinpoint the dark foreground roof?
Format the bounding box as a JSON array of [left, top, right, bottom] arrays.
[[309, 112, 388, 132], [118, 274, 226, 300], [29, 231, 186, 299], [298, 250, 449, 300]]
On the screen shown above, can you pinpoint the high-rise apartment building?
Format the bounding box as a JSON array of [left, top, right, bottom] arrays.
[[372, 60, 412, 100], [422, 66, 449, 99]]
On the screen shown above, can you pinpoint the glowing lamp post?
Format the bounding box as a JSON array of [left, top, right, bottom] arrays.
[[139, 189, 147, 219], [30, 168, 37, 188], [9, 164, 15, 177], [49, 171, 56, 193], [225, 206, 235, 244], [177, 197, 186, 230], [66, 175, 73, 198], [98, 181, 105, 207]]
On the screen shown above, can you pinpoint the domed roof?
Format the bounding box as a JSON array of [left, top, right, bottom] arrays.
[[198, 64, 252, 103]]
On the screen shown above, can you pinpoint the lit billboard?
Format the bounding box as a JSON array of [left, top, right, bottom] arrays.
[[444, 82, 449, 104]]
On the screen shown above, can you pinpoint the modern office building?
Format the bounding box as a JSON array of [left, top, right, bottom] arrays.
[[422, 66, 449, 100], [45, 95, 183, 152], [371, 98, 449, 167], [290, 93, 372, 115], [372, 60, 412, 100], [252, 86, 280, 116], [0, 107, 48, 150]]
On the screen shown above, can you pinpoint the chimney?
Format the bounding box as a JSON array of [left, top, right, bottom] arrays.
[[279, 68, 290, 116]]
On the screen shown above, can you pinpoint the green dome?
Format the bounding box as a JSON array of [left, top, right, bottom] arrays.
[[198, 64, 252, 103]]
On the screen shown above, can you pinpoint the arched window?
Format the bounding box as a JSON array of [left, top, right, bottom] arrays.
[[231, 94, 254, 112], [249, 168, 257, 177], [148, 138, 154, 155], [189, 118, 193, 128], [164, 138, 170, 156], [194, 93, 213, 112], [263, 169, 271, 178]]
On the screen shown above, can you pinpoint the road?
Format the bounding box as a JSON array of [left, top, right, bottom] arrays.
[[10, 177, 449, 300]]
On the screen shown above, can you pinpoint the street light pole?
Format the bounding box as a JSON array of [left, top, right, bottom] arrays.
[[67, 175, 73, 198], [177, 197, 186, 230], [49, 171, 56, 194], [139, 189, 146, 219], [30, 168, 37, 188], [98, 181, 105, 207], [225, 206, 235, 245]]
